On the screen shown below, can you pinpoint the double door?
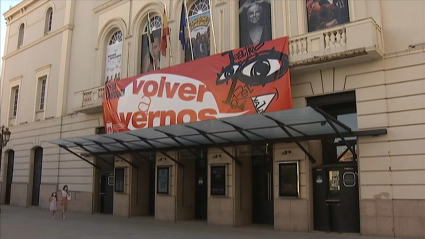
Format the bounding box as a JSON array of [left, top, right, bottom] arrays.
[[313, 162, 360, 233]]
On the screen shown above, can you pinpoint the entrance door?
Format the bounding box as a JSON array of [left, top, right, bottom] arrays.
[[99, 172, 114, 214], [195, 156, 208, 220], [252, 155, 274, 224], [313, 162, 360, 233], [32, 148, 43, 206], [5, 151, 14, 205]]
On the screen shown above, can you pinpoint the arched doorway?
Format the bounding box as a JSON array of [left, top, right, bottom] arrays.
[[31, 147, 43, 206], [5, 150, 15, 205]]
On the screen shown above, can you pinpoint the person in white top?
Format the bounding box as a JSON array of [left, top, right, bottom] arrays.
[[60, 185, 70, 219]]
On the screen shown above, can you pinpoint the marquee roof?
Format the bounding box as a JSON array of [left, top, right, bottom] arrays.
[[50, 107, 386, 159]]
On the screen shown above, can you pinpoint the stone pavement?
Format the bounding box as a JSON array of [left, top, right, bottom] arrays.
[[0, 205, 401, 239]]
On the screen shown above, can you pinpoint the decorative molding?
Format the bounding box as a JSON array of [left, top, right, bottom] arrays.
[[9, 76, 23, 86], [93, 0, 122, 14], [35, 64, 52, 73], [215, 0, 227, 7], [4, 0, 49, 25], [2, 24, 74, 60]]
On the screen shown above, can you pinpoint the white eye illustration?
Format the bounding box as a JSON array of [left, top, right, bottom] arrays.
[[241, 59, 281, 78], [218, 65, 240, 81]]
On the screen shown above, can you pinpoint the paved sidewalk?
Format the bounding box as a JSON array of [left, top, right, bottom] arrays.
[[1, 205, 400, 239]]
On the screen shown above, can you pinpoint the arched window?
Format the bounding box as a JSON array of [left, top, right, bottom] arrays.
[[104, 30, 123, 84], [44, 8, 53, 34], [185, 0, 211, 62], [238, 0, 272, 47], [17, 23, 25, 48], [141, 15, 162, 74]]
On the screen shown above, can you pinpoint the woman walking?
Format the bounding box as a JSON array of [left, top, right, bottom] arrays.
[[61, 185, 70, 219]]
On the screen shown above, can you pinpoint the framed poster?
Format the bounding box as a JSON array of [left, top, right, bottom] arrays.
[[278, 162, 299, 197], [114, 168, 125, 193], [157, 167, 169, 194], [306, 0, 350, 32], [211, 165, 226, 196], [239, 0, 272, 47]]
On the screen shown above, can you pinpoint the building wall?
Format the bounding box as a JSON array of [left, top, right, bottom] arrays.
[[291, 50, 425, 237], [1, 0, 425, 237]]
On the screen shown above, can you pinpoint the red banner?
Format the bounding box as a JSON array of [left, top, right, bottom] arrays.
[[103, 37, 292, 133]]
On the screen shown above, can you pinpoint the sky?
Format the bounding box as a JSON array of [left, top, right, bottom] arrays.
[[1, 0, 20, 72]]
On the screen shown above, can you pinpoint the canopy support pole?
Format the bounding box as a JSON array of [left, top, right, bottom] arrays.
[[220, 120, 273, 161], [127, 134, 184, 168], [155, 129, 203, 159], [84, 139, 139, 169], [313, 106, 357, 159], [264, 115, 317, 163], [186, 126, 242, 166], [58, 145, 101, 169], [72, 142, 114, 167]]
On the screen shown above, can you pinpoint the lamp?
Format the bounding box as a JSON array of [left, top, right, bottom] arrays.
[[0, 126, 10, 213], [0, 125, 11, 171]]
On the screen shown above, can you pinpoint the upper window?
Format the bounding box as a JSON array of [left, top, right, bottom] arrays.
[[141, 15, 162, 74], [185, 0, 211, 62], [104, 31, 123, 84], [17, 24, 25, 48], [11, 86, 19, 117], [239, 0, 272, 47], [306, 0, 350, 32], [37, 76, 47, 111], [44, 8, 53, 34]]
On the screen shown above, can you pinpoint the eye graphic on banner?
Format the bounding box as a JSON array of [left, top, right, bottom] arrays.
[[103, 37, 292, 132]]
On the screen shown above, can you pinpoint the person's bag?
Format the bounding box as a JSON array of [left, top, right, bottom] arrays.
[[67, 193, 71, 201]]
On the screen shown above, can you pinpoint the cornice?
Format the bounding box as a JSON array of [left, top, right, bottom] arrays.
[[4, 0, 49, 25]]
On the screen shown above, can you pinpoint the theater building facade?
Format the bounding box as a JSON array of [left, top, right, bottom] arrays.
[[1, 0, 425, 238]]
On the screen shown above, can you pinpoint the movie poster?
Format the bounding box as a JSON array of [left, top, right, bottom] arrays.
[[104, 42, 122, 84], [306, 0, 350, 32], [239, 0, 272, 47], [188, 10, 211, 60], [141, 29, 162, 73]]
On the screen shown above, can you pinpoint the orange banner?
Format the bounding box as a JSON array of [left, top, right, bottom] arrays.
[[103, 37, 292, 133]]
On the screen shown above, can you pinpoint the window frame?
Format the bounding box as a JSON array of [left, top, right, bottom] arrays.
[[37, 76, 47, 111], [278, 161, 300, 198], [44, 8, 53, 34], [17, 23, 25, 48], [11, 86, 19, 118]]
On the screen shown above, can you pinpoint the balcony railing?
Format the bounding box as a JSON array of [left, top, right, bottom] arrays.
[[288, 18, 383, 71], [73, 86, 104, 114], [74, 18, 383, 114]]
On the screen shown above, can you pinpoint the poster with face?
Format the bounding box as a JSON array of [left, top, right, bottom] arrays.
[[141, 29, 162, 74], [306, 0, 350, 32], [239, 0, 272, 48]]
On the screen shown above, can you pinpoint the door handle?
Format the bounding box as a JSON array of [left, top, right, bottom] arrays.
[[267, 173, 272, 201]]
